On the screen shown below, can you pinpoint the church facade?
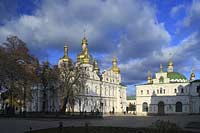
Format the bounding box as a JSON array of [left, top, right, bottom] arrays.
[[136, 60, 200, 115], [56, 36, 127, 113]]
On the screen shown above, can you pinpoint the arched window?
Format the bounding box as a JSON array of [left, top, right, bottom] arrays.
[[181, 88, 184, 93], [86, 88, 89, 94], [176, 102, 182, 112], [79, 99, 81, 107], [147, 90, 149, 94], [85, 99, 88, 106], [142, 102, 148, 112], [159, 76, 164, 83], [141, 90, 143, 95], [197, 85, 200, 96], [174, 89, 177, 93], [163, 89, 165, 94], [160, 88, 162, 94]]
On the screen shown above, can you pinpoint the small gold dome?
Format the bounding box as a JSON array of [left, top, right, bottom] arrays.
[[61, 45, 72, 64], [112, 67, 120, 74], [168, 60, 173, 66], [191, 72, 195, 77], [77, 36, 91, 64], [112, 57, 120, 74], [190, 68, 195, 80], [93, 59, 100, 72]]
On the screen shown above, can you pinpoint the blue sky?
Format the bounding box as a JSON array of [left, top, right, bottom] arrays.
[[0, 0, 200, 96]]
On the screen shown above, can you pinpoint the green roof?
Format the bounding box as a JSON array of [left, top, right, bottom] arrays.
[[127, 96, 136, 100], [190, 79, 200, 83], [167, 72, 187, 80]]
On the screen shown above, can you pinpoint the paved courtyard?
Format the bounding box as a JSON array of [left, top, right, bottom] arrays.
[[0, 115, 200, 133]]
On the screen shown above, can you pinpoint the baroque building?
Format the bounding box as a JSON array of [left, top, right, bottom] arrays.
[[136, 59, 200, 115], [57, 36, 127, 113]]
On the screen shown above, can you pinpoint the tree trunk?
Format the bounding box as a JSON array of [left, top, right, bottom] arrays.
[[61, 96, 68, 113]]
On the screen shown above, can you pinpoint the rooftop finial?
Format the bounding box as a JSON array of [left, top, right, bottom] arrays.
[[168, 52, 174, 72], [190, 67, 195, 80], [64, 44, 68, 57], [83, 28, 86, 38], [82, 28, 88, 45], [160, 64, 163, 72], [147, 71, 152, 84]]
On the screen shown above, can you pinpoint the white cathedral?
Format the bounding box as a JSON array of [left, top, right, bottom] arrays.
[[30, 36, 127, 113], [29, 36, 200, 115], [136, 59, 200, 115]]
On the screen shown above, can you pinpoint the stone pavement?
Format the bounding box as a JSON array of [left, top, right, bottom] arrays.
[[0, 115, 200, 133]]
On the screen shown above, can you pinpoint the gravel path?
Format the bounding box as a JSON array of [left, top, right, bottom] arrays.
[[0, 115, 200, 133]]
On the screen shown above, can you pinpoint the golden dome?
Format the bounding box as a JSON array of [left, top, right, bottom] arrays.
[[77, 37, 91, 64], [147, 71, 152, 80], [168, 60, 173, 66], [190, 68, 195, 80], [61, 45, 72, 64], [93, 59, 100, 72], [112, 57, 120, 74], [83, 55, 90, 64], [147, 71, 153, 84], [191, 72, 195, 77], [112, 67, 120, 74]]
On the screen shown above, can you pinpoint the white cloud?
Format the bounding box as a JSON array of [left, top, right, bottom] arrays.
[[0, 0, 172, 87], [1, 0, 200, 96], [0, 0, 170, 53], [183, 0, 200, 28], [170, 4, 184, 17], [119, 30, 200, 86]]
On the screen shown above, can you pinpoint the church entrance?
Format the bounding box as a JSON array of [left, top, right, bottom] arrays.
[[158, 101, 164, 115]]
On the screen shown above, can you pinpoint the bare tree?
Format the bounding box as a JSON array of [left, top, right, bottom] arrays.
[[59, 62, 88, 112], [0, 36, 38, 113], [37, 61, 60, 112]]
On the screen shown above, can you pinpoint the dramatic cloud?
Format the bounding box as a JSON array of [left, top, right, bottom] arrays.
[[120, 3, 200, 86], [0, 0, 199, 96], [0, 0, 170, 58]]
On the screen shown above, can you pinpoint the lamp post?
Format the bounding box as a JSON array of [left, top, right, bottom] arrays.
[[99, 75, 103, 114]]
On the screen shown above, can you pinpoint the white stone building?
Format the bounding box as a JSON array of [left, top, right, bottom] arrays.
[[56, 36, 126, 113], [136, 60, 200, 115]]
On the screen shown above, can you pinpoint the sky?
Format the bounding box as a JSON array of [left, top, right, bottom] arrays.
[[0, 0, 200, 96]]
